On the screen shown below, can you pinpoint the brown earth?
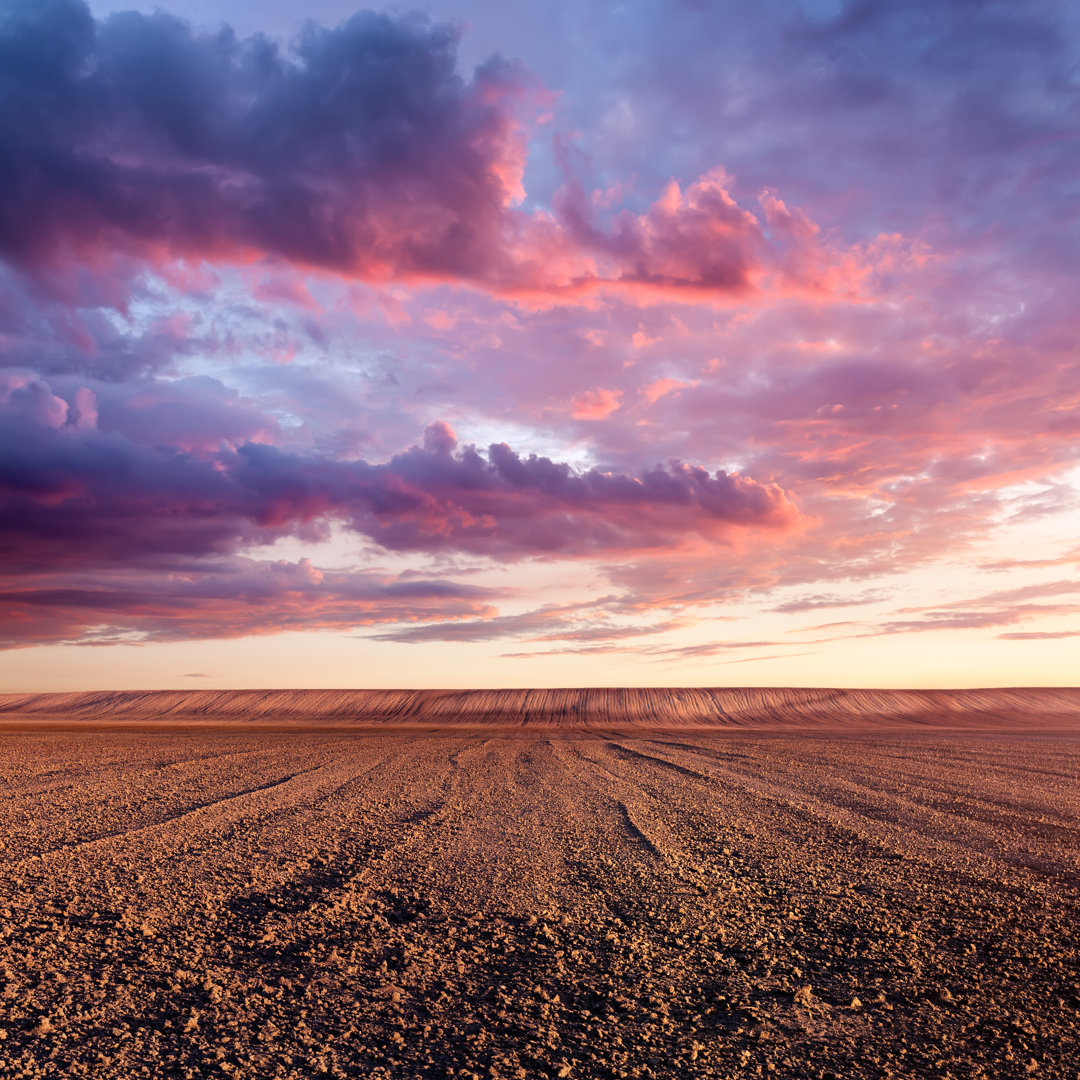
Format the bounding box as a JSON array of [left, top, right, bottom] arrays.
[[1, 692, 1079, 1078]]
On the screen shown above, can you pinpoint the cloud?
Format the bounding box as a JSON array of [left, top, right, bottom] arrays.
[[0, 385, 800, 645], [979, 546, 1080, 572], [0, 262, 210, 381], [641, 377, 694, 405], [0, 2, 869, 306], [567, 0, 1080, 260], [373, 610, 564, 644], [0, 556, 498, 648], [570, 388, 622, 419], [771, 589, 888, 614], [720, 651, 818, 665], [2, 0, 1079, 666], [875, 609, 1066, 635], [848, 580, 1080, 638], [351, 423, 801, 556], [0, 391, 799, 569], [0, 0, 530, 282], [505, 167, 867, 301], [651, 639, 790, 659], [373, 601, 686, 645]]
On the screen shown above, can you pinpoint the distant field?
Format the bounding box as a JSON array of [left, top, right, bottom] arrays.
[[2, 692, 1079, 1078], [2, 685, 1080, 729]]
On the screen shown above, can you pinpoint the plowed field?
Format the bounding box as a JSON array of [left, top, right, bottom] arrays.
[[2, 726, 1079, 1078]]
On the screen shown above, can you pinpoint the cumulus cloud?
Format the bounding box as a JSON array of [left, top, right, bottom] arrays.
[[0, 1, 867, 306], [0, 380, 801, 644], [504, 168, 866, 300], [570, 388, 622, 419], [0, 397, 798, 568], [0, 0, 529, 281]]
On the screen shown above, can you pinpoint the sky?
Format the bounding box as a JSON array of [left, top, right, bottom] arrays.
[[1, 0, 1079, 691]]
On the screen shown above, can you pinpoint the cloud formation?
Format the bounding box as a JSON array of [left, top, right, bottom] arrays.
[[0, 556, 498, 648], [0, 1, 867, 305], [0, 0, 528, 282], [0, 379, 798, 644], [0, 387, 798, 562], [1, 0, 1078, 671]]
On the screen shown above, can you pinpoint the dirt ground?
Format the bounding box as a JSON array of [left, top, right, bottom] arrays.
[[1, 728, 1079, 1079]]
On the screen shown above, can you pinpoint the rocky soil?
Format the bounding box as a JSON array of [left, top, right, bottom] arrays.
[[1, 729, 1078, 1078]]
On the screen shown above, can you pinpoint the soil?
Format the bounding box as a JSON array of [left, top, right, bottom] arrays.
[[1, 720, 1079, 1078]]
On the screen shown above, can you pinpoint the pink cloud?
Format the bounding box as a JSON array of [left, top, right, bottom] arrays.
[[250, 270, 321, 312], [0, 388, 803, 645], [0, 6, 535, 294], [0, 557, 499, 649], [3, 0, 1079, 669], [571, 388, 622, 419], [497, 168, 871, 304], [0, 4, 885, 312], [641, 378, 694, 405]]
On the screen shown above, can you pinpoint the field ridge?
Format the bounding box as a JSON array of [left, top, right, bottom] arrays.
[[1, 685, 1079, 728]]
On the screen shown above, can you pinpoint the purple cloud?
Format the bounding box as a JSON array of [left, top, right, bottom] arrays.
[[0, 555, 498, 648], [0, 380, 799, 644], [0, 0, 529, 280]]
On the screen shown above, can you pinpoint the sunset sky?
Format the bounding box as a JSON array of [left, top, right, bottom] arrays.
[[2, 0, 1078, 690]]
